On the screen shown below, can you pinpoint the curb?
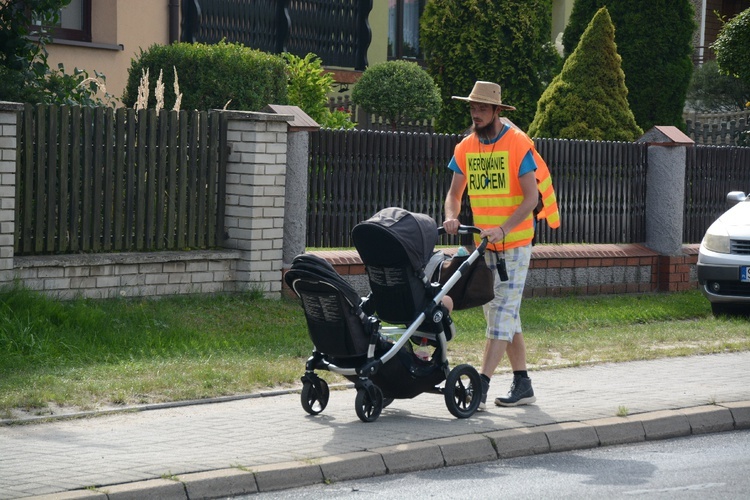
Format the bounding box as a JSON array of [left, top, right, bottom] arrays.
[[25, 401, 750, 500]]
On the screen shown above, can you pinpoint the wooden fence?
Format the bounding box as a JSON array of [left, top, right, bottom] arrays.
[[15, 104, 226, 255], [307, 129, 750, 248], [684, 109, 750, 146], [684, 144, 750, 243]]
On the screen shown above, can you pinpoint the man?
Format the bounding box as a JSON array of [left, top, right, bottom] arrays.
[[443, 81, 559, 410]]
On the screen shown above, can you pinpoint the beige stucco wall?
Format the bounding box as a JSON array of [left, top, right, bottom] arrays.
[[44, 0, 173, 104], [367, 0, 389, 66]]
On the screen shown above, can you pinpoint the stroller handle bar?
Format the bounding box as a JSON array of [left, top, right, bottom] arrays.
[[438, 225, 489, 253]]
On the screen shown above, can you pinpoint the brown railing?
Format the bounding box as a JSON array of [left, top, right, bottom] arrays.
[[307, 130, 652, 248], [15, 104, 226, 255], [308, 129, 750, 248], [307, 129, 461, 247], [684, 145, 750, 243], [534, 138, 648, 245], [181, 0, 372, 70]]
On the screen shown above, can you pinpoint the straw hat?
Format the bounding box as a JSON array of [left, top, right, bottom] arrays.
[[452, 81, 516, 111]]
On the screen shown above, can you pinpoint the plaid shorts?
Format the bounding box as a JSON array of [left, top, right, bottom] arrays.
[[483, 244, 532, 341]]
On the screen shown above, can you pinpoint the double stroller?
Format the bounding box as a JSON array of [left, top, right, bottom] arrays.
[[284, 207, 488, 422]]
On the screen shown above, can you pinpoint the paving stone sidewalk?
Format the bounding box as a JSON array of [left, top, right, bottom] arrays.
[[2, 352, 750, 499]]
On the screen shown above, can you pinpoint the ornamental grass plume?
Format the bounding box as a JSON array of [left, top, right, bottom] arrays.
[[172, 66, 182, 111], [135, 68, 150, 111], [154, 69, 165, 114]]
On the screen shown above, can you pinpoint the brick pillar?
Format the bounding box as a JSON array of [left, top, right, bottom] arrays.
[[222, 110, 292, 298], [0, 102, 22, 286]]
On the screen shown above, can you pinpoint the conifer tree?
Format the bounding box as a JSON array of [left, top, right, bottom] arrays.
[[561, 0, 694, 131], [528, 7, 642, 141]]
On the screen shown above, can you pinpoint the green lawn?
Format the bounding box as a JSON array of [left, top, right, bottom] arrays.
[[1, 286, 748, 419]]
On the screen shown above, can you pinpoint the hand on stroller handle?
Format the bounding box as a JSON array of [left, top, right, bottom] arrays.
[[438, 224, 489, 253]]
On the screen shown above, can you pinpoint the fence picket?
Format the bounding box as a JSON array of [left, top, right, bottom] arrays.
[[103, 107, 115, 251], [114, 108, 126, 251]]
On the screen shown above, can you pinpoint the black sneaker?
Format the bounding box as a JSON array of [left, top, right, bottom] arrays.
[[495, 376, 536, 407], [477, 376, 490, 411]]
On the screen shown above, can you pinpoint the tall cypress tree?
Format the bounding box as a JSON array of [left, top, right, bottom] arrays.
[[561, 0, 695, 131], [528, 7, 643, 141]]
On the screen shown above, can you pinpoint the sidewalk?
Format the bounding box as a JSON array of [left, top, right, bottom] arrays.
[[2, 352, 750, 499]]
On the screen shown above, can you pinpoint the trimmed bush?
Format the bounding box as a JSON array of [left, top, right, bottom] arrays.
[[713, 7, 750, 86], [561, 0, 695, 131], [351, 60, 441, 131], [122, 41, 287, 111], [528, 7, 642, 141]]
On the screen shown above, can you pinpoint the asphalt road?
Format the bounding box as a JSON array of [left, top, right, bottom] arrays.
[[245, 430, 750, 499]]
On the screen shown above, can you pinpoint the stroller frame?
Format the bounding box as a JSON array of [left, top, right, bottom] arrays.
[[286, 208, 488, 422]]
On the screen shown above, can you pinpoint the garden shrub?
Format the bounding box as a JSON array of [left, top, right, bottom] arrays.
[[528, 7, 642, 141], [284, 53, 354, 129], [713, 7, 750, 87], [351, 60, 441, 131], [686, 60, 750, 112], [0, 0, 114, 106], [122, 41, 288, 111]]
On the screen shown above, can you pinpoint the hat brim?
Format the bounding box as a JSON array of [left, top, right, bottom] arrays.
[[451, 95, 516, 111]]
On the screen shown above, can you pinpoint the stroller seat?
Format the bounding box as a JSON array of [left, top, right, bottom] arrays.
[[352, 207, 453, 339], [284, 254, 370, 359]]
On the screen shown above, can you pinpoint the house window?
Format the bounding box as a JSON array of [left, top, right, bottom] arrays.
[[32, 0, 91, 43], [388, 0, 426, 61]]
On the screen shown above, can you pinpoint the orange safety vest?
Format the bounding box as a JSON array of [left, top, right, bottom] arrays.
[[454, 127, 559, 251]]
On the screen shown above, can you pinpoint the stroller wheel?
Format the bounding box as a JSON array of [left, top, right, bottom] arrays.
[[444, 364, 482, 418], [301, 378, 329, 415], [355, 385, 384, 422]]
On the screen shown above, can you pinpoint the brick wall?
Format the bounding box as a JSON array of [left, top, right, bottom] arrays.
[[14, 251, 238, 300], [222, 111, 290, 297], [0, 104, 20, 286], [290, 244, 700, 299]]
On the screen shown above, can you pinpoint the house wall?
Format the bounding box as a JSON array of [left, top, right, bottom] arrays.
[[367, 0, 389, 67], [552, 0, 574, 45], [44, 0, 173, 103]]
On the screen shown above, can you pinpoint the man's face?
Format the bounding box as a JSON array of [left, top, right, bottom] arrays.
[[470, 102, 496, 134]]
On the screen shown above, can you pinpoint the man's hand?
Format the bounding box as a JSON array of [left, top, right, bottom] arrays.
[[480, 226, 505, 245], [443, 218, 460, 235]]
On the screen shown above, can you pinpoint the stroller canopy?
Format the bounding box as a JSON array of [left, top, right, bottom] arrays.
[[352, 207, 439, 271]]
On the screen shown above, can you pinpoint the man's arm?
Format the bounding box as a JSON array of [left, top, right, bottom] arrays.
[[443, 172, 467, 234]]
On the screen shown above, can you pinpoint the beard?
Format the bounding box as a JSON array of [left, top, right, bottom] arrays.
[[472, 116, 497, 139]]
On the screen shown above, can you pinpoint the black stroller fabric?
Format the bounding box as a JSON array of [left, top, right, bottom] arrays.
[[351, 207, 440, 326], [284, 254, 369, 358]]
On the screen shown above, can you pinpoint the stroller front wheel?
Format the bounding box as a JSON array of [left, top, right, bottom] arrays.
[[444, 364, 482, 418], [355, 384, 384, 422], [301, 377, 329, 415]]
